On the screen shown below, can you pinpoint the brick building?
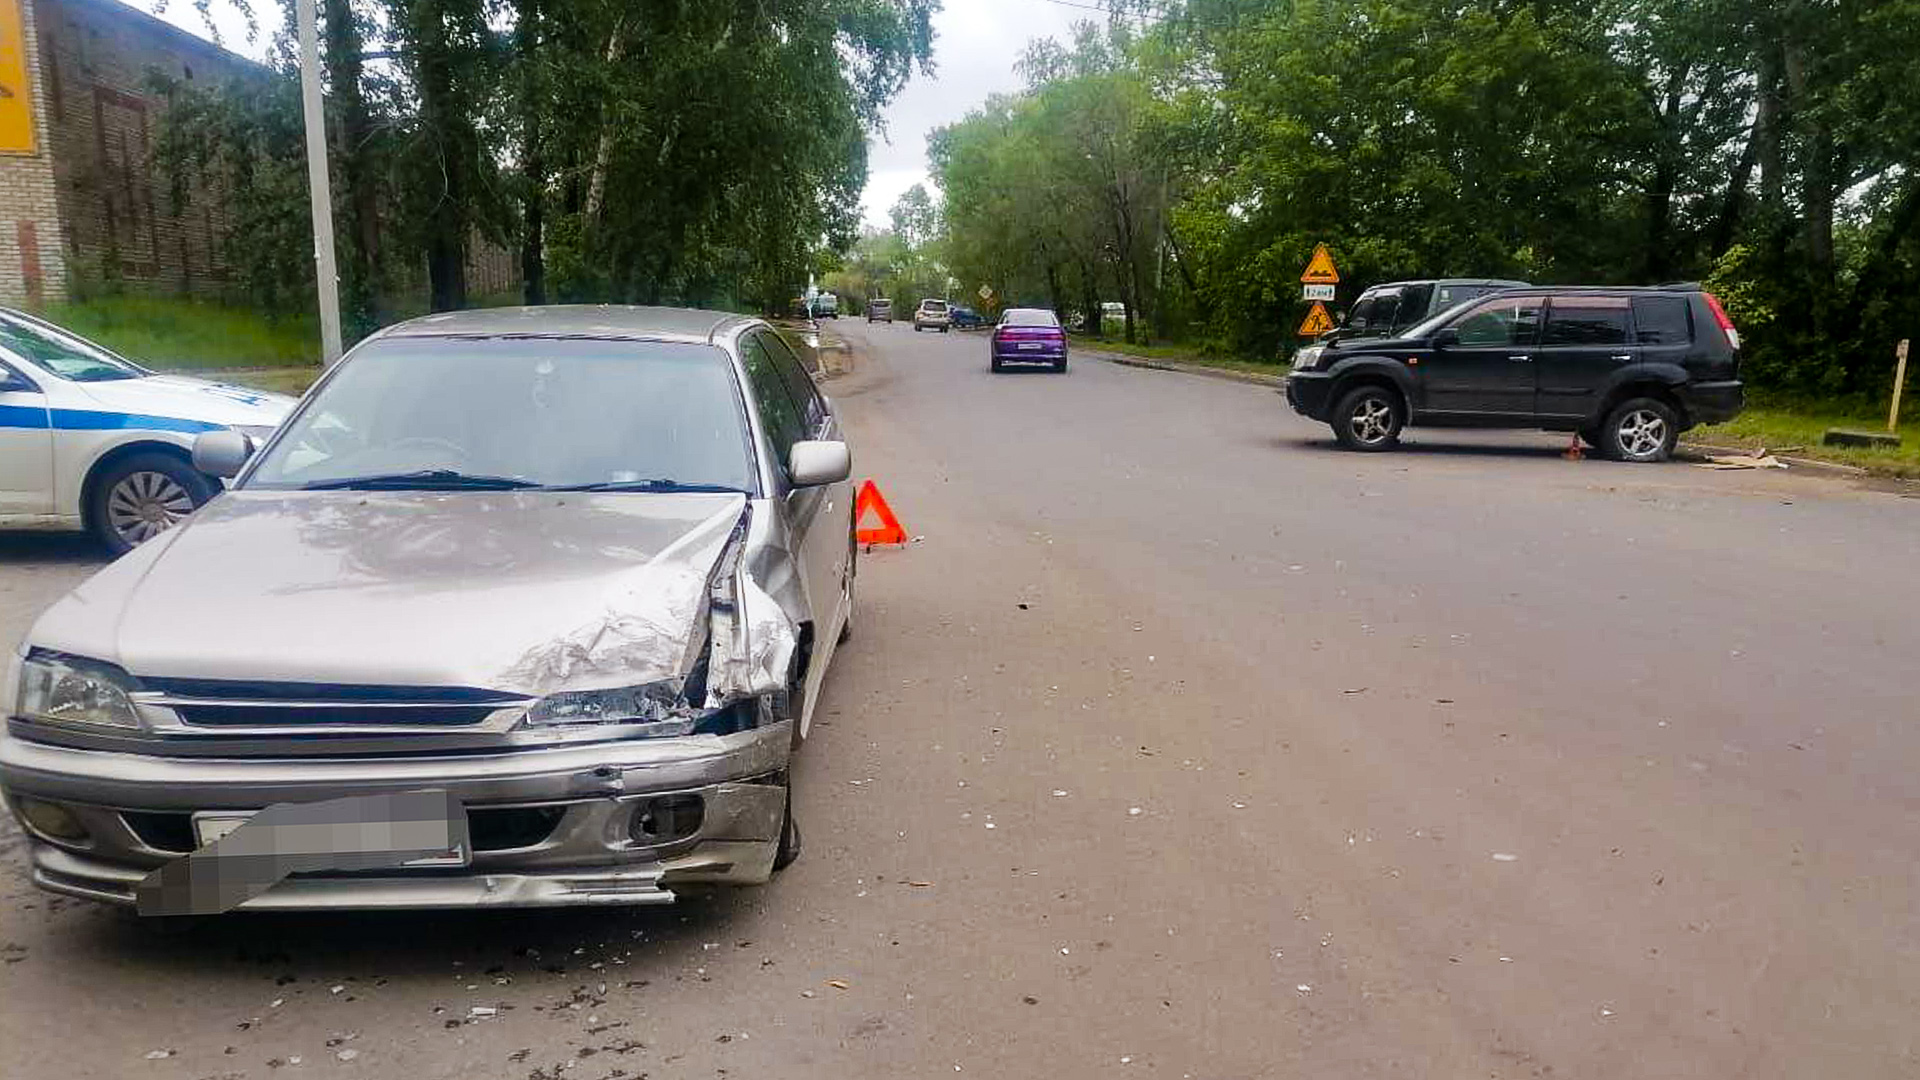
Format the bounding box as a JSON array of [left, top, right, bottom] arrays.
[[0, 0, 260, 305]]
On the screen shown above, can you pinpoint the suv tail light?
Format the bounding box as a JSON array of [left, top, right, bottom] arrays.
[[1703, 292, 1740, 350]]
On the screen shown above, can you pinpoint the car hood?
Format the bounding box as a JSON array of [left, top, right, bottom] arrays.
[[66, 373, 296, 429], [26, 490, 756, 697], [1330, 334, 1427, 354]]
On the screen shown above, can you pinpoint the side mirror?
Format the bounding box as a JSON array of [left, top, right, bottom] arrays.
[[788, 440, 851, 487], [1431, 327, 1460, 348], [192, 429, 253, 479]]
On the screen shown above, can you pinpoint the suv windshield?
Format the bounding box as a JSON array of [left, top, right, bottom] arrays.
[[245, 337, 757, 493], [0, 313, 147, 382], [921, 301, 947, 312]]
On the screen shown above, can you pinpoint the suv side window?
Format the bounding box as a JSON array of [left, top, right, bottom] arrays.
[[1452, 297, 1544, 347], [739, 333, 809, 472], [1541, 297, 1630, 346], [1393, 284, 1434, 332], [1347, 291, 1399, 334], [1631, 296, 1692, 345], [757, 329, 827, 433]]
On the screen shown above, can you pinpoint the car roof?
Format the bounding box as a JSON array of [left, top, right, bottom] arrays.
[[1361, 278, 1531, 291], [1486, 284, 1704, 297], [376, 305, 760, 345]]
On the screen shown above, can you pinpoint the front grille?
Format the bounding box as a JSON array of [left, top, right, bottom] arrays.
[[137, 677, 527, 730], [171, 704, 502, 727]]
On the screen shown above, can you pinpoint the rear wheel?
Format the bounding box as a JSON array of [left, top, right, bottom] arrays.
[[1601, 397, 1679, 462], [991, 356, 1005, 372], [1331, 385, 1404, 452], [1053, 358, 1068, 373], [89, 452, 216, 556]]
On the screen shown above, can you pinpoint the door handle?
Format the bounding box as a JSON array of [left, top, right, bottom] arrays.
[[1609, 354, 1633, 362], [1508, 355, 1532, 362]]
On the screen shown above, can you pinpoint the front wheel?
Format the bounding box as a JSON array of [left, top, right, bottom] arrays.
[[1601, 397, 1679, 462], [89, 452, 216, 556], [1331, 386, 1405, 452]]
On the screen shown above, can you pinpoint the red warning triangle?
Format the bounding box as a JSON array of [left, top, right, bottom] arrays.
[[854, 480, 909, 545]]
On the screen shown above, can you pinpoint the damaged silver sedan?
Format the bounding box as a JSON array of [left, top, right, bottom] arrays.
[[0, 306, 855, 914]]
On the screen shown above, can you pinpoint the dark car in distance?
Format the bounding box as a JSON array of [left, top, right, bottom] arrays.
[[1326, 278, 1530, 343], [948, 306, 988, 330], [1286, 285, 1743, 462], [990, 308, 1067, 373]]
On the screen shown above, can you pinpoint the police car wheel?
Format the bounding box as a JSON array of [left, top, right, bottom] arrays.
[[90, 452, 215, 556]]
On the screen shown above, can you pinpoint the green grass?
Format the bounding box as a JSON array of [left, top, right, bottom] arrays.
[[214, 367, 325, 397], [37, 296, 320, 369], [1690, 394, 1920, 477], [1071, 335, 1290, 379]]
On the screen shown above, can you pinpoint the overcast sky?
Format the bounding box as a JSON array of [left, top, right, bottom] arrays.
[[126, 0, 1088, 229]]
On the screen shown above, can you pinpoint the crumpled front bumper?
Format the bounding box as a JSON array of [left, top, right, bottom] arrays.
[[0, 723, 791, 911]]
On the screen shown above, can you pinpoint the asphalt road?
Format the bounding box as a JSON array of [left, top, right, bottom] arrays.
[[3, 321, 1919, 1079]]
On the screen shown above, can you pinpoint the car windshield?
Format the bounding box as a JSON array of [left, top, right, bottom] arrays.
[[1003, 308, 1059, 327], [0, 314, 147, 382], [244, 337, 757, 493]]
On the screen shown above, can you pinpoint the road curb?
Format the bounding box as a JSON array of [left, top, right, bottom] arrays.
[[1087, 350, 1289, 388]]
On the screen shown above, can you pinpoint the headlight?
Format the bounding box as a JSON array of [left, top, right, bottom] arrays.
[[1292, 346, 1325, 372], [16, 652, 143, 731], [523, 680, 765, 739]]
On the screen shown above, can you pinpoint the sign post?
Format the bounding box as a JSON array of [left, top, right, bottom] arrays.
[[1891, 339, 1910, 434], [295, 0, 344, 366], [1298, 244, 1340, 337]]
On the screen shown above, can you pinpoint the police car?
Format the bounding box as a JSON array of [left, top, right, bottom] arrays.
[[0, 308, 296, 554]]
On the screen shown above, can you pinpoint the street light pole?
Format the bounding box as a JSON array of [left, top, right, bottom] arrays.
[[295, 0, 344, 366]]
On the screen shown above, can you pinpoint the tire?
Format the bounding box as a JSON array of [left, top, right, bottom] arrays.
[[1330, 385, 1405, 452], [772, 784, 801, 871], [913, 325, 922, 333], [1600, 397, 1679, 462], [1053, 358, 1068, 373], [88, 451, 216, 556], [991, 356, 1004, 373], [1578, 428, 1603, 449]]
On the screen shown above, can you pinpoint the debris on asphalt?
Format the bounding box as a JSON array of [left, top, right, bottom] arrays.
[[336, 1049, 360, 1062], [469, 1006, 498, 1018], [827, 980, 850, 990], [1491, 852, 1519, 862], [144, 1049, 176, 1060], [1295, 984, 1312, 994], [1697, 452, 1786, 470], [1128, 806, 1143, 816], [1342, 687, 1368, 695]]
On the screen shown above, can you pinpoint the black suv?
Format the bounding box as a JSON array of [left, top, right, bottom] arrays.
[[1323, 278, 1529, 343], [1285, 285, 1744, 462]]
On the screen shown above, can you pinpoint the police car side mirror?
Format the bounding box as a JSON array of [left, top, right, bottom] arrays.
[[193, 430, 253, 479]]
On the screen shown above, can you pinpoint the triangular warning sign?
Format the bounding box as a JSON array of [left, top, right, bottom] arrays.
[[1300, 243, 1340, 284], [1299, 301, 1335, 337], [854, 479, 909, 545]]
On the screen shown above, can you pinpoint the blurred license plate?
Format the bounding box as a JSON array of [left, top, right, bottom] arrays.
[[192, 812, 251, 847], [190, 802, 468, 867], [1018, 342, 1043, 350]]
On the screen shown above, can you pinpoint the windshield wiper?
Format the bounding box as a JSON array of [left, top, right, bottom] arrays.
[[544, 478, 752, 494], [300, 469, 543, 491]]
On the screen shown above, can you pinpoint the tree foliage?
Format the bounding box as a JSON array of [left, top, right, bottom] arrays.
[[934, 0, 1920, 393], [150, 0, 937, 325]]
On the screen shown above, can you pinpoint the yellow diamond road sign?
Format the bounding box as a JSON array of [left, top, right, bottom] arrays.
[[1300, 243, 1339, 285]]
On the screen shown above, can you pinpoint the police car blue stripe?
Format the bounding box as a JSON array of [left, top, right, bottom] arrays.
[[48, 409, 227, 434], [0, 404, 50, 429]]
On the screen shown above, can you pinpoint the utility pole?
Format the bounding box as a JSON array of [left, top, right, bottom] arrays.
[[296, 0, 344, 365]]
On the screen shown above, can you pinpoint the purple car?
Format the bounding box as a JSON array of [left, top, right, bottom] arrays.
[[989, 308, 1068, 373]]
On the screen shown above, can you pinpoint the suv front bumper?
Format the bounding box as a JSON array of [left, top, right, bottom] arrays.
[[1285, 372, 1335, 420], [0, 724, 791, 910]]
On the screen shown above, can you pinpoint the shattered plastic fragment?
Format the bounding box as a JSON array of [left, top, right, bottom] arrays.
[[1491, 852, 1519, 862]]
